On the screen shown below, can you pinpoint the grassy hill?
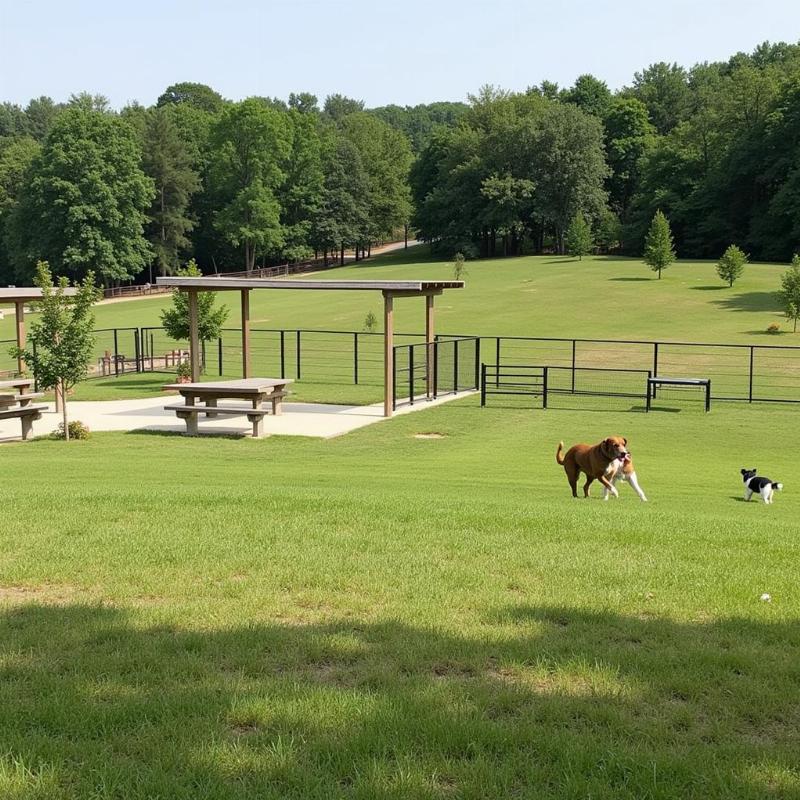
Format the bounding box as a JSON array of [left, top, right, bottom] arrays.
[[1, 249, 794, 345]]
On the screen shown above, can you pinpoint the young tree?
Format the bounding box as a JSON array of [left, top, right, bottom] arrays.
[[12, 262, 98, 441], [643, 210, 675, 279], [780, 254, 800, 332], [452, 251, 467, 280], [160, 260, 229, 358], [716, 244, 748, 287], [565, 211, 593, 260]]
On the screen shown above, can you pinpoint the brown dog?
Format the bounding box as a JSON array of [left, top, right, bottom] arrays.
[[556, 436, 629, 498]]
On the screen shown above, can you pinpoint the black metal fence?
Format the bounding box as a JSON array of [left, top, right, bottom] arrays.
[[5, 324, 800, 407], [392, 337, 480, 408]]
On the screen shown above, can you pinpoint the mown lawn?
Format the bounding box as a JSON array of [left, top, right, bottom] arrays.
[[1, 249, 795, 347], [1, 399, 798, 799]]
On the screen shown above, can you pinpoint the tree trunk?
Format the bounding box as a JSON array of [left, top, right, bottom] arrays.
[[61, 379, 69, 441], [404, 224, 409, 249], [368, 243, 371, 258], [340, 244, 345, 266]]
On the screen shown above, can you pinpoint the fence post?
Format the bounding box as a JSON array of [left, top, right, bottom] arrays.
[[354, 332, 358, 385], [134, 329, 141, 373], [474, 338, 480, 389], [453, 338, 459, 394], [113, 329, 119, 377], [495, 337, 500, 386], [392, 346, 397, 410], [296, 330, 301, 380], [749, 346, 754, 403], [433, 339, 439, 398], [280, 330, 286, 379], [150, 333, 154, 372], [409, 345, 414, 405], [481, 363, 486, 406], [201, 340, 206, 373], [218, 337, 223, 376], [543, 366, 548, 409], [653, 342, 659, 379], [571, 340, 576, 394]]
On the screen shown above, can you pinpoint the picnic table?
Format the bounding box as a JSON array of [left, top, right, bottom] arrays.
[[162, 378, 293, 437], [0, 378, 47, 439]]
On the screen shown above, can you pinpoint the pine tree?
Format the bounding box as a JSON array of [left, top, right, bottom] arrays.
[[643, 210, 675, 279], [565, 211, 593, 260], [142, 107, 201, 280], [716, 244, 747, 287]]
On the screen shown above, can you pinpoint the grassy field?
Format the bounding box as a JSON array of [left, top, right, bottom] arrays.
[[0, 249, 794, 345], [2, 249, 800, 797], [1, 400, 799, 798]]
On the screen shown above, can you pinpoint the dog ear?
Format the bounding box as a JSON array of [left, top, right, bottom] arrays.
[[623, 437, 628, 446]]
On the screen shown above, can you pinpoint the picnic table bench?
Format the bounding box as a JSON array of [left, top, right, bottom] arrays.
[[163, 378, 293, 438], [0, 378, 48, 440], [646, 376, 711, 412]]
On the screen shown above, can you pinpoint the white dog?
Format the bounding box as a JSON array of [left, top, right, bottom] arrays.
[[603, 453, 648, 501]]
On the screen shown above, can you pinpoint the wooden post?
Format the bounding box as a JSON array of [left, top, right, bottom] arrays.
[[383, 292, 394, 418], [188, 290, 200, 382], [426, 294, 435, 399], [14, 301, 25, 375], [241, 289, 251, 378]]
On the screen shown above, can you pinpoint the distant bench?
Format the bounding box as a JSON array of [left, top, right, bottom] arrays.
[[647, 376, 711, 412]]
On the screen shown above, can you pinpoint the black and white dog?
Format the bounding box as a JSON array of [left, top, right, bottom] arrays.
[[741, 468, 783, 504]]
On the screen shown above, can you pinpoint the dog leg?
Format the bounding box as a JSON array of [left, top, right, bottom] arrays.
[[583, 477, 595, 498], [598, 475, 618, 498], [627, 471, 648, 502], [744, 488, 753, 502]]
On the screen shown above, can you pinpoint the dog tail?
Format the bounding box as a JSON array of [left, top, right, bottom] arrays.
[[556, 441, 566, 465], [773, 482, 783, 491]]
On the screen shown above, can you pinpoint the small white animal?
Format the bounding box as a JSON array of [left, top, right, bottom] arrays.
[[603, 453, 648, 502], [741, 468, 783, 504]]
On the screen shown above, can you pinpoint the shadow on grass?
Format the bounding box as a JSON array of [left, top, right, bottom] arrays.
[[690, 285, 727, 292], [608, 277, 653, 282], [0, 603, 795, 798], [708, 291, 783, 314]]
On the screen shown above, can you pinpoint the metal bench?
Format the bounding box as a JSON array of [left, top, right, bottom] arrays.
[[646, 376, 711, 412]]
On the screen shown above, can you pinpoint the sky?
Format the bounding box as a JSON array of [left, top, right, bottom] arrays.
[[1, 0, 800, 109]]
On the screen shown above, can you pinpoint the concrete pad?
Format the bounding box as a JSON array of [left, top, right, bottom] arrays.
[[0, 390, 476, 443]]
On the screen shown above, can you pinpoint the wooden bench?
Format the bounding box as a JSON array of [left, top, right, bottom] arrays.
[[647, 376, 711, 412], [0, 404, 47, 440], [164, 403, 270, 438]]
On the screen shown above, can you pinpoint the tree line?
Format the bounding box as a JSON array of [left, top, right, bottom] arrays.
[[2, 39, 800, 285], [0, 87, 415, 285], [412, 40, 800, 261]]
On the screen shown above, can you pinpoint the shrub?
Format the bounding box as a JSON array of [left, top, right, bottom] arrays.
[[176, 359, 192, 380], [767, 323, 781, 335], [363, 311, 378, 333], [51, 420, 90, 440], [452, 252, 468, 280]]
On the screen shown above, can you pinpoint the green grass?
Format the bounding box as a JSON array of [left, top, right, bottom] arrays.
[[1, 249, 794, 345], [1, 400, 799, 798]]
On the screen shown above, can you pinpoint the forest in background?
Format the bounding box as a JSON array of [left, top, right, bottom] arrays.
[[1, 39, 800, 285]]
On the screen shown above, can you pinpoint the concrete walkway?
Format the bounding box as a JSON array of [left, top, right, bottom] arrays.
[[0, 390, 475, 443]]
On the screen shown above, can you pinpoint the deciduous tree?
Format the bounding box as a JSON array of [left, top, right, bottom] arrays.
[[716, 244, 747, 287], [643, 210, 675, 279], [12, 262, 99, 440], [565, 211, 593, 260]]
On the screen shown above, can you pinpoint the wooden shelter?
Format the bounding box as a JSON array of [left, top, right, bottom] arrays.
[[155, 277, 465, 417], [1, 287, 78, 374]]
